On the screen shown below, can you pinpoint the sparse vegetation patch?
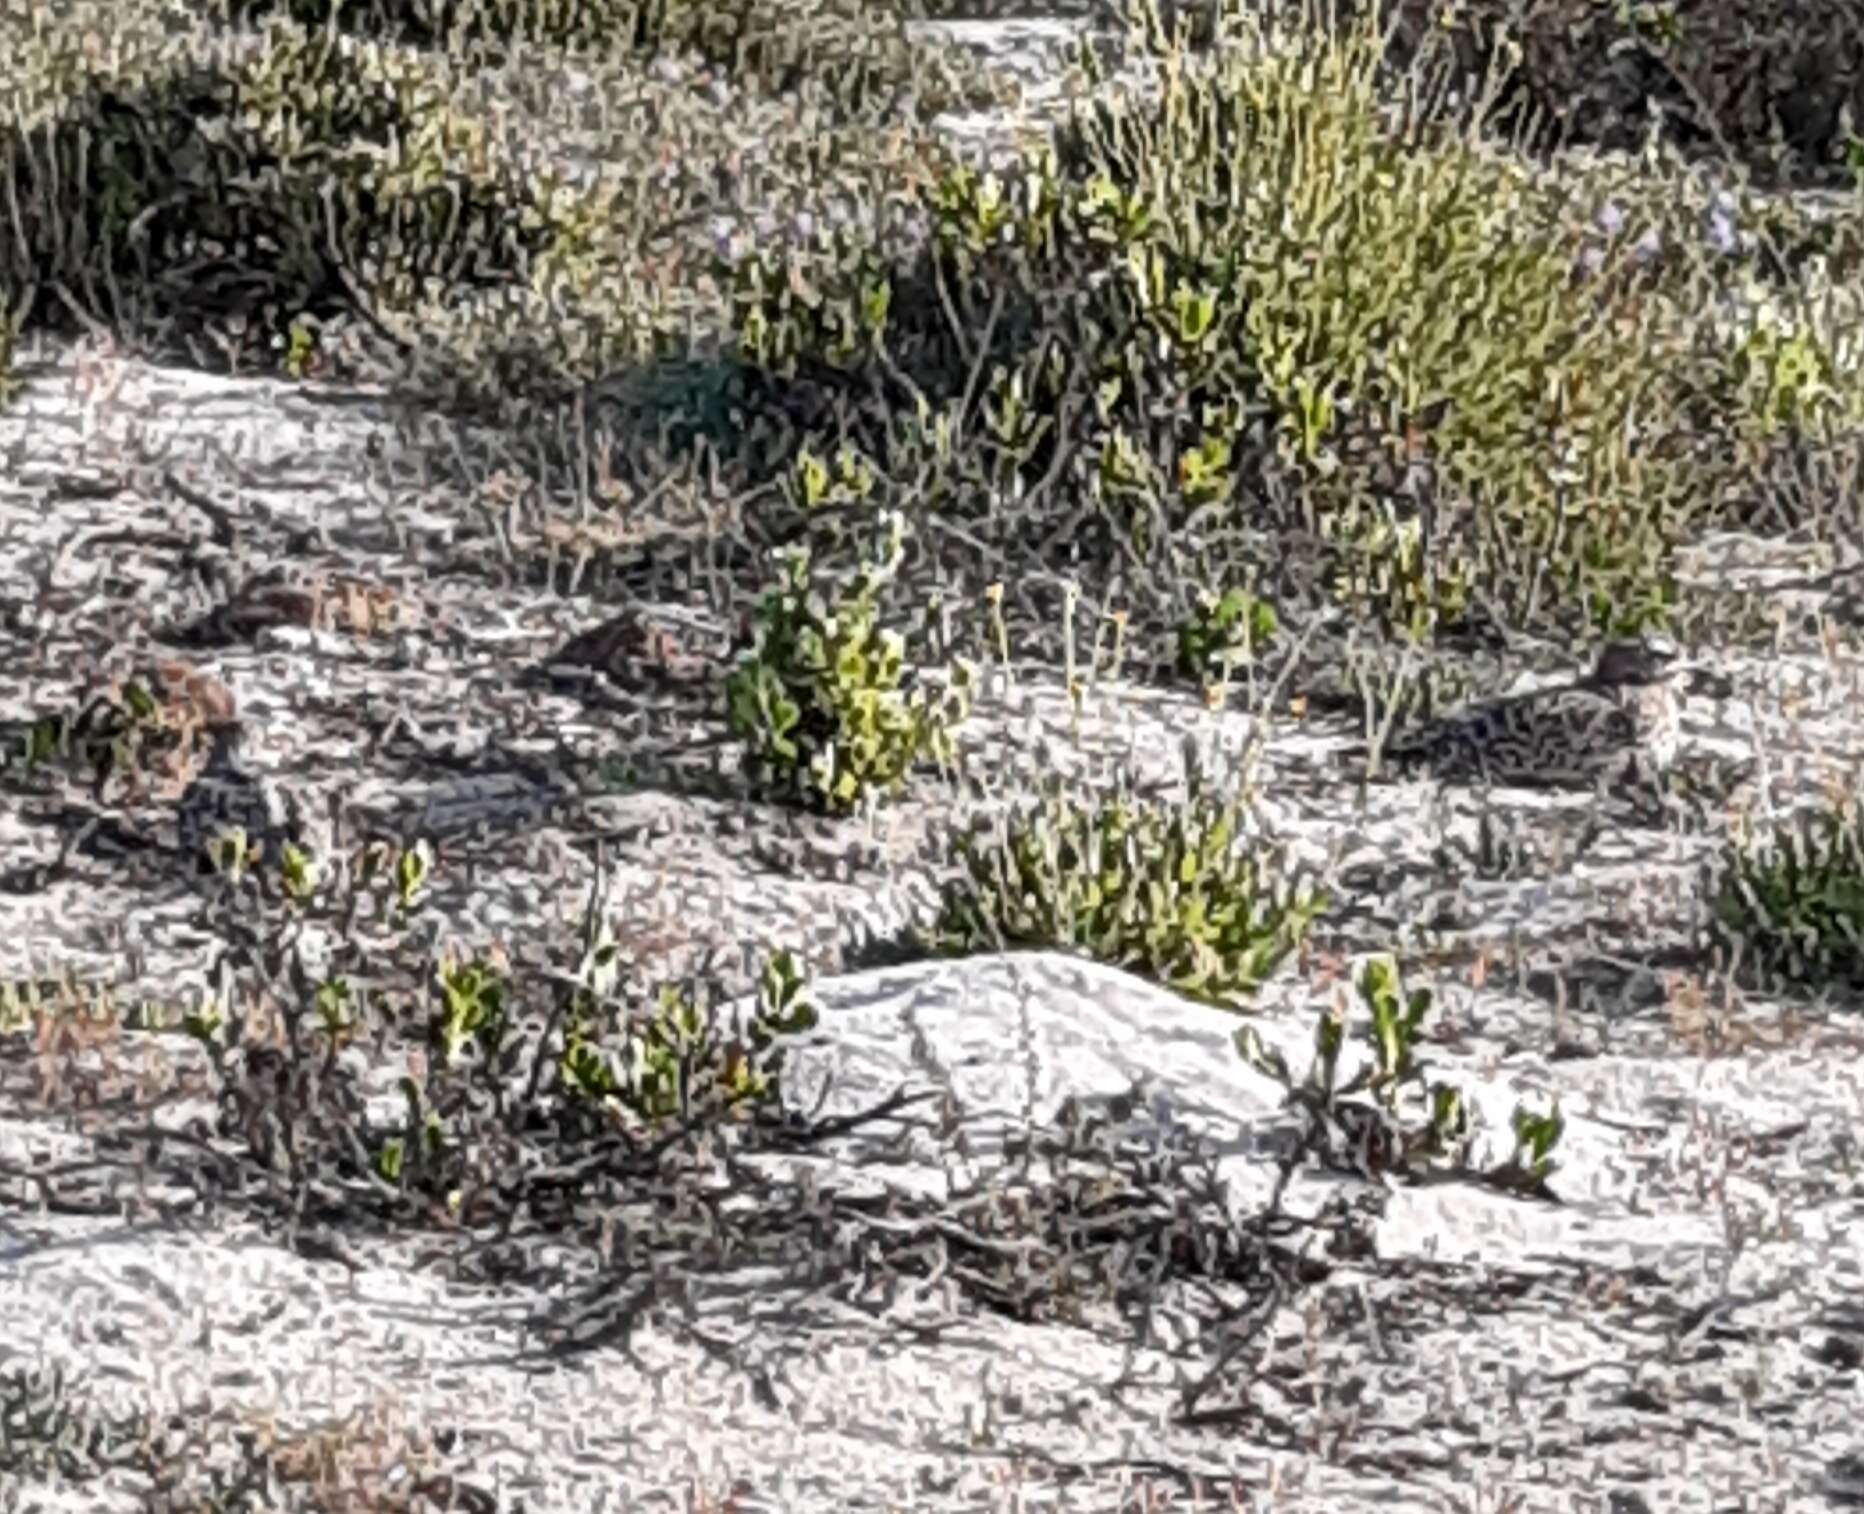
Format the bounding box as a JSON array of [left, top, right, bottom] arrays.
[[916, 778, 1329, 1010], [1708, 789, 1864, 997], [2, 0, 1863, 1502]]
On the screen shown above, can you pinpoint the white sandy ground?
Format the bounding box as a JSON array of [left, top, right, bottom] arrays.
[[3, 948, 1863, 1511], [4, 6, 1864, 1510]]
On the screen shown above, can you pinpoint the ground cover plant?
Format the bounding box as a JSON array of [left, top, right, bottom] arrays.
[[3, 0, 1864, 1505], [915, 770, 1330, 1004], [697, 0, 1864, 725], [1709, 782, 1864, 995]]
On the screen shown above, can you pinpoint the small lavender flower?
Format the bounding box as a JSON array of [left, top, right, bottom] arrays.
[[1703, 192, 1744, 257]]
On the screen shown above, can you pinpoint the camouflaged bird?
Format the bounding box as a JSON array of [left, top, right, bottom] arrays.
[[175, 720, 301, 875], [1372, 635, 1689, 789]]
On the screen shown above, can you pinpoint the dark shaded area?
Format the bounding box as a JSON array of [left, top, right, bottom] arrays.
[[0, 37, 555, 376], [1344, 0, 1863, 195]]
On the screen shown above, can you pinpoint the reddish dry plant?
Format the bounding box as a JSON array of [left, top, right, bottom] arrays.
[[214, 1392, 474, 1514], [213, 568, 410, 640], [7, 977, 215, 1130], [1660, 966, 1839, 1057]]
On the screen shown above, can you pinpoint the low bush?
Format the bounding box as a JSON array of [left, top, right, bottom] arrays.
[[1236, 953, 1566, 1195], [917, 779, 1329, 1011], [725, 505, 977, 815], [1707, 791, 1864, 994]]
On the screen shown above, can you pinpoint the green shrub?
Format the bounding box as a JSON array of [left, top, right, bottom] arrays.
[[1058, 0, 1688, 637], [725, 504, 976, 815], [1174, 586, 1279, 682], [2, 14, 625, 385], [1695, 273, 1864, 441], [1320, 497, 1473, 646], [917, 780, 1327, 1011], [1708, 793, 1864, 993], [714, 0, 1712, 660], [180, 831, 824, 1214], [560, 949, 817, 1130], [1236, 954, 1565, 1194]]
